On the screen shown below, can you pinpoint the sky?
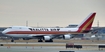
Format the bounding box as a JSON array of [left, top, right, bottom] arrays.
[[0, 0, 105, 27]]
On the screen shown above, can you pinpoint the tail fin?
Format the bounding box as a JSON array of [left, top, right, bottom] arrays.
[[77, 12, 96, 32]]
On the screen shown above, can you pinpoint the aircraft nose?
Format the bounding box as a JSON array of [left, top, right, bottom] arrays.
[[0, 31, 2, 34], [2, 30, 6, 34]]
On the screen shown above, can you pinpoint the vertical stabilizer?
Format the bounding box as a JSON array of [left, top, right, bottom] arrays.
[[77, 12, 96, 32]]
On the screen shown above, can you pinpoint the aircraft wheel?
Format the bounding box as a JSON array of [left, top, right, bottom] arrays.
[[38, 39, 43, 42], [45, 39, 53, 42], [11, 39, 14, 42], [50, 39, 53, 42]]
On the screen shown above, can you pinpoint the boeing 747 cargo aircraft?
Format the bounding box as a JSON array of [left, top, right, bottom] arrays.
[[2, 12, 96, 42]]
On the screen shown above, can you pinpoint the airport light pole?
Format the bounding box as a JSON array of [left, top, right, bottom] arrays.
[[26, 20, 28, 27], [97, 20, 99, 28], [96, 20, 100, 40]]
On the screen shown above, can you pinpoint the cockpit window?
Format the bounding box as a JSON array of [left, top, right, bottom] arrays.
[[29, 28, 33, 31]]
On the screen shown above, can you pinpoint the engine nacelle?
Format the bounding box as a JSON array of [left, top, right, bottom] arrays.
[[43, 36, 51, 40], [63, 34, 72, 40]]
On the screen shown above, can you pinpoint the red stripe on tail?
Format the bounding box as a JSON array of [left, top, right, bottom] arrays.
[[77, 12, 96, 32]]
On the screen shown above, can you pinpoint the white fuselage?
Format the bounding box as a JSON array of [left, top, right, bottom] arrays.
[[2, 26, 79, 38]]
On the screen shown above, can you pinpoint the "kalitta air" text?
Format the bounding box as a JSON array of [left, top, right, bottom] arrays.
[[29, 28, 60, 31]]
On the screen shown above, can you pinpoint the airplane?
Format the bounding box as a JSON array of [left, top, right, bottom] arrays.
[[2, 12, 96, 42]]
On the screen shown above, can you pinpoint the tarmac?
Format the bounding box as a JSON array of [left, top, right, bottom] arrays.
[[0, 39, 105, 52], [0, 46, 105, 52]]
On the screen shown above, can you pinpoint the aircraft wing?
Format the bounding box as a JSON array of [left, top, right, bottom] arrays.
[[28, 34, 62, 39]]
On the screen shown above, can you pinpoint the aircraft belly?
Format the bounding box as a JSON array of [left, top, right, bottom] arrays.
[[6, 34, 29, 38]]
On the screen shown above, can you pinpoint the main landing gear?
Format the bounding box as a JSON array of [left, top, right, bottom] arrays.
[[38, 39, 53, 42], [45, 39, 53, 42], [38, 39, 43, 42]]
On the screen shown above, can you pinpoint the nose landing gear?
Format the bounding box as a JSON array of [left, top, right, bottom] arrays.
[[11, 39, 14, 42]]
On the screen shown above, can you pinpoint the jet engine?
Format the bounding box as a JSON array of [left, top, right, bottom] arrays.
[[63, 34, 72, 40], [43, 36, 51, 40]]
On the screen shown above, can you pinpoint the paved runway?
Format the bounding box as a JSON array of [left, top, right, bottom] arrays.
[[0, 42, 66, 44], [0, 42, 105, 46], [0, 46, 105, 52], [0, 40, 105, 52]]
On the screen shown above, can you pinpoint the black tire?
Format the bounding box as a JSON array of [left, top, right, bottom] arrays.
[[38, 39, 43, 42], [11, 39, 14, 42], [50, 39, 53, 42], [45, 39, 53, 42]]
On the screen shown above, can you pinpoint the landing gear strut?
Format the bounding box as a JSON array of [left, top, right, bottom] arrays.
[[11, 37, 14, 42], [38, 39, 43, 42]]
